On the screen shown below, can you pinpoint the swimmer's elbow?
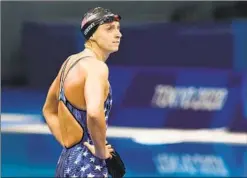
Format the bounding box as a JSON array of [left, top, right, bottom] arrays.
[[42, 103, 56, 119], [87, 107, 104, 121], [42, 104, 49, 119]]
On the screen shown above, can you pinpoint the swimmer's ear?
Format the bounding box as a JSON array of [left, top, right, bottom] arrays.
[[90, 34, 96, 42]]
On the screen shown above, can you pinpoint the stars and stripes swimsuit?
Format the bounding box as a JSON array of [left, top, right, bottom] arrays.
[[55, 56, 112, 178]]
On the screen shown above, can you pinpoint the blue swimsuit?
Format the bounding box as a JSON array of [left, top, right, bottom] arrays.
[[55, 57, 112, 178]]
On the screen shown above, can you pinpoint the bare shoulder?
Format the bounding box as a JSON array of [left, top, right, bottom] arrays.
[[83, 57, 109, 78], [55, 52, 86, 81], [60, 51, 109, 79]]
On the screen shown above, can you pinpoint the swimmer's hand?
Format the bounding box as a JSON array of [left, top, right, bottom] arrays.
[[84, 142, 114, 159]]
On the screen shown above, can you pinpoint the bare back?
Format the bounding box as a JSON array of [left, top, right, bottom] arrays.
[[57, 50, 110, 111]]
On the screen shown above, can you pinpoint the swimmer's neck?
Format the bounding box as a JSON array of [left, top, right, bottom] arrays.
[[84, 43, 110, 63]]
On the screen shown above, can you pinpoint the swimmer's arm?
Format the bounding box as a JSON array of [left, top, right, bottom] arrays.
[[42, 77, 63, 146], [84, 62, 109, 158]]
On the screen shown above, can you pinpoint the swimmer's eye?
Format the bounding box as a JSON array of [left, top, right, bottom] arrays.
[[106, 26, 113, 31], [106, 25, 120, 32]]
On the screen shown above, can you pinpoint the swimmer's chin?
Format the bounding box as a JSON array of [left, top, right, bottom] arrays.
[[109, 47, 120, 53]]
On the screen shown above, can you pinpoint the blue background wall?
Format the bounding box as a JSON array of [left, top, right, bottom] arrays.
[[1, 2, 247, 177]]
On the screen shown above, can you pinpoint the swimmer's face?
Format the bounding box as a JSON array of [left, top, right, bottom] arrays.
[[92, 21, 122, 53]]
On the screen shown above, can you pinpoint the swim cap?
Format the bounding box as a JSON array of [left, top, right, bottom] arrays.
[[80, 7, 121, 40]]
